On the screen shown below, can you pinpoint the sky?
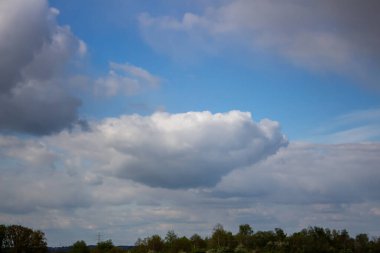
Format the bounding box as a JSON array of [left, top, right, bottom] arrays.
[[1, 0, 380, 247]]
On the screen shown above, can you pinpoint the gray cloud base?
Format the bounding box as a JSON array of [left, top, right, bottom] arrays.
[[0, 84, 81, 135], [0, 0, 49, 93], [0, 0, 84, 135], [215, 142, 380, 204]]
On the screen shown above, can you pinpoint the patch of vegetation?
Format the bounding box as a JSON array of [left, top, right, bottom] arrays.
[[2, 224, 380, 253]]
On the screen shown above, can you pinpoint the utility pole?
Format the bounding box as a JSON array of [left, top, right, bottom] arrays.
[[97, 232, 104, 243]]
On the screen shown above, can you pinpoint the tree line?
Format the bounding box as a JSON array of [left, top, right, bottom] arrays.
[[2, 224, 380, 253], [128, 224, 380, 253]]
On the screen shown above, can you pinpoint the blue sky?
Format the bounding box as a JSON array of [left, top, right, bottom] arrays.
[[51, 0, 380, 141], [1, 0, 380, 247]]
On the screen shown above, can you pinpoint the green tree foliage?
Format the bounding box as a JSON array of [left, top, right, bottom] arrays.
[[274, 228, 286, 242], [355, 234, 369, 253], [118, 224, 380, 253], [0, 225, 6, 253], [5, 223, 380, 253], [70, 240, 90, 253], [0, 225, 47, 253], [174, 237, 192, 253], [190, 234, 206, 253], [165, 231, 178, 245], [236, 224, 253, 249], [163, 230, 192, 253], [251, 230, 276, 251], [132, 238, 148, 253], [369, 237, 380, 253], [107, 248, 125, 253], [165, 231, 178, 253], [92, 240, 115, 253], [287, 227, 359, 253], [147, 235, 164, 253], [209, 224, 236, 253], [331, 229, 354, 253], [188, 224, 380, 253]]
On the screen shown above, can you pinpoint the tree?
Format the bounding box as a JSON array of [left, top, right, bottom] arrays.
[[274, 228, 286, 241], [174, 237, 192, 253], [165, 231, 178, 245], [70, 240, 90, 253], [238, 225, 253, 237], [95, 240, 115, 253], [355, 234, 369, 253], [251, 230, 275, 250], [165, 230, 178, 253], [132, 238, 148, 253], [331, 229, 354, 253], [108, 248, 125, 253], [0, 225, 6, 253], [29, 230, 48, 253], [190, 234, 206, 252], [369, 236, 380, 253], [210, 224, 235, 251], [147, 235, 164, 253], [5, 225, 47, 253], [236, 225, 253, 248], [233, 244, 248, 253]]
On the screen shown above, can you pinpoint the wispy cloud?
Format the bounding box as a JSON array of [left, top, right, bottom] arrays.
[[94, 62, 160, 97], [310, 108, 380, 143], [138, 0, 380, 87]]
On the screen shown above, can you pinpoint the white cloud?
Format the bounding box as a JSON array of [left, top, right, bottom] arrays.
[[48, 110, 287, 188], [78, 40, 87, 57], [0, 110, 286, 214], [94, 62, 160, 97]]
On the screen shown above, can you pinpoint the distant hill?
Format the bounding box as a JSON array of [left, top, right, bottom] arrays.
[[48, 246, 71, 253]]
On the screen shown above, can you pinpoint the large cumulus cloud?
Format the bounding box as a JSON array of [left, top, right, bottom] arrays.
[[0, 110, 287, 216], [0, 0, 85, 135], [0, 110, 287, 242], [50, 110, 288, 189], [106, 111, 287, 188]]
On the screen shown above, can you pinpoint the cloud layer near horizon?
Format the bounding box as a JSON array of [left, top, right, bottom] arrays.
[[1, 123, 380, 245]]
